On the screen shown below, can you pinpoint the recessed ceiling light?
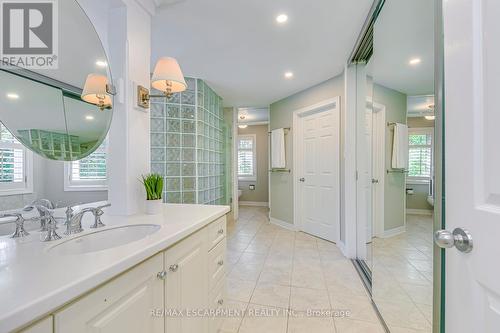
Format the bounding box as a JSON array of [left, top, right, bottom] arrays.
[[284, 71, 294, 79], [409, 58, 421, 65], [425, 115, 435, 120], [238, 124, 248, 129], [276, 14, 288, 24], [6, 93, 19, 100], [95, 60, 108, 68], [85, 115, 95, 121]]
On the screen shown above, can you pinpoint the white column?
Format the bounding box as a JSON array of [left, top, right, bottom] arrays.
[[80, 0, 155, 215]]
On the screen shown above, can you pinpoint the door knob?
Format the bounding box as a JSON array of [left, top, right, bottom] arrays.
[[434, 228, 473, 253], [299, 178, 305, 182], [372, 178, 379, 184], [169, 264, 179, 272]]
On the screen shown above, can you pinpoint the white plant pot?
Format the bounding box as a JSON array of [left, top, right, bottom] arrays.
[[145, 199, 163, 215]]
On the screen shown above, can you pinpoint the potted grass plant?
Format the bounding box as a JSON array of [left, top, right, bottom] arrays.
[[141, 173, 164, 215]]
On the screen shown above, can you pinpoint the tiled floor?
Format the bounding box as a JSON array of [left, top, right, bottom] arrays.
[[221, 206, 386, 333], [372, 214, 434, 333]]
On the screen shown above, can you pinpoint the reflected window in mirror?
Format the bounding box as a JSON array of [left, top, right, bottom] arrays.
[[0, 124, 33, 195], [64, 138, 107, 192], [408, 128, 433, 184]]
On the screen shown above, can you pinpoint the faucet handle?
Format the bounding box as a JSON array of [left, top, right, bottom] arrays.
[[90, 203, 110, 229], [0, 212, 38, 238]]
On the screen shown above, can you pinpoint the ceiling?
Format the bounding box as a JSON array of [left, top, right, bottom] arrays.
[[407, 95, 434, 117], [371, 0, 434, 95], [237, 107, 269, 124], [151, 0, 373, 107]]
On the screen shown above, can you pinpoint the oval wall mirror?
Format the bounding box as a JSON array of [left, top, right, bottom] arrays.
[[0, 0, 113, 161]]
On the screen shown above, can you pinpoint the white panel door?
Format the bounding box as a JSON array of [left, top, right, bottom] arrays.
[[296, 99, 340, 242], [165, 229, 208, 333], [55, 254, 164, 333], [444, 0, 500, 332]]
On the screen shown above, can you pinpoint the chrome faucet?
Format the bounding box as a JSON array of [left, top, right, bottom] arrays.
[[27, 199, 55, 231], [0, 212, 39, 238], [65, 203, 111, 235], [23, 204, 61, 241]]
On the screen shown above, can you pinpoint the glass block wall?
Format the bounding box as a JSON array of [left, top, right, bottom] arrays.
[[150, 77, 226, 205]]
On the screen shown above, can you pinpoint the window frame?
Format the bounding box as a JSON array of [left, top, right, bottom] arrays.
[[64, 140, 108, 192], [407, 127, 434, 185], [0, 126, 34, 196], [237, 134, 257, 181]]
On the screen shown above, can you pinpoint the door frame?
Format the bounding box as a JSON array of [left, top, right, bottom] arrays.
[[292, 97, 341, 242], [372, 101, 386, 238]]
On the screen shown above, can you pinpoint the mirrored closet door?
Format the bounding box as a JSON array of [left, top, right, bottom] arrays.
[[354, 0, 437, 332]]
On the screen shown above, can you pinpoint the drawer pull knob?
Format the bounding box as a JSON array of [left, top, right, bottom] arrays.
[[217, 229, 224, 235], [218, 299, 224, 305], [217, 260, 224, 266], [157, 270, 167, 280], [169, 264, 179, 272]]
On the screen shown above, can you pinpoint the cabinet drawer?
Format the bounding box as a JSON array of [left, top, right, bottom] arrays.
[[208, 278, 225, 333], [208, 216, 226, 250], [208, 239, 226, 290]]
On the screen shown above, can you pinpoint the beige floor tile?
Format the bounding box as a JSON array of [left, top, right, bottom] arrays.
[[218, 300, 248, 333], [259, 266, 292, 286], [329, 293, 378, 323], [376, 300, 431, 331], [287, 314, 335, 333], [334, 318, 385, 333], [290, 286, 331, 311], [228, 262, 262, 281], [291, 266, 327, 290], [239, 304, 288, 333], [225, 278, 256, 303], [250, 282, 291, 308]]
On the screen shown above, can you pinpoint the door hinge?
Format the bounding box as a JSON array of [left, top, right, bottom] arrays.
[[356, 170, 359, 180]]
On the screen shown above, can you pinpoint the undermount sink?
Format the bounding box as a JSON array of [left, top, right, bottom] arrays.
[[48, 224, 161, 255]]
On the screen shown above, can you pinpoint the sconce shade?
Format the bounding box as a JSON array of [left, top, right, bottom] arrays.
[[151, 57, 187, 93], [81, 74, 112, 107]]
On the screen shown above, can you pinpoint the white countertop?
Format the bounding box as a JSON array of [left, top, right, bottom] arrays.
[[0, 203, 229, 333]]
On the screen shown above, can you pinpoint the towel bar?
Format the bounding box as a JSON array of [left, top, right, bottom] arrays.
[[269, 169, 291, 173], [268, 127, 291, 134], [386, 169, 408, 174]]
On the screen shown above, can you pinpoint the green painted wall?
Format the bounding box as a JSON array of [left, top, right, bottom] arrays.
[[374, 84, 407, 232], [269, 74, 344, 224]]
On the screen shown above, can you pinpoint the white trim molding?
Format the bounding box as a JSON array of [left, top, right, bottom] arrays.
[[407, 208, 434, 216], [239, 201, 269, 207], [382, 225, 406, 238], [270, 217, 297, 231]]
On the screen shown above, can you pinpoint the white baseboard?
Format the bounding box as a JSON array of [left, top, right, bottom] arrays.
[[382, 225, 406, 238], [239, 201, 269, 207], [407, 208, 434, 216], [270, 217, 297, 231]]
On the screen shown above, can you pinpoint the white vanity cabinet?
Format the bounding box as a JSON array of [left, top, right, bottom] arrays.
[[54, 253, 164, 333], [164, 228, 208, 332], [52, 215, 227, 333]]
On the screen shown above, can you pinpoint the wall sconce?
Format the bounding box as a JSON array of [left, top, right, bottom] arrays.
[[137, 57, 187, 109], [81, 74, 114, 111]]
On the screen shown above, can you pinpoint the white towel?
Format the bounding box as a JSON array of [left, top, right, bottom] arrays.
[[391, 123, 408, 169], [271, 128, 286, 169]]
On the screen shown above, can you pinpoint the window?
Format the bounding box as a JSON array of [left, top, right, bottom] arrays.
[[237, 134, 256, 181], [0, 124, 33, 195], [64, 139, 107, 191], [407, 128, 433, 183]]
